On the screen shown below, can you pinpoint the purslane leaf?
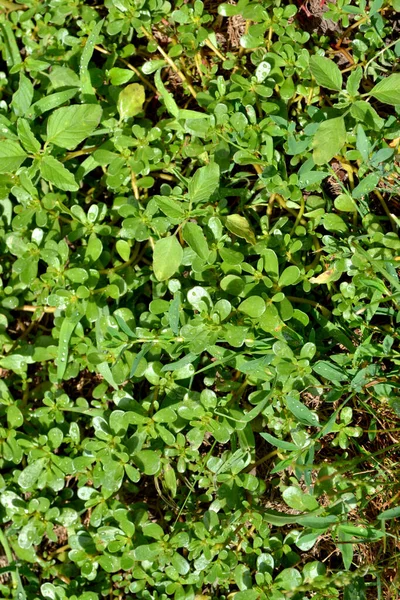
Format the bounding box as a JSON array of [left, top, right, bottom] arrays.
[[117, 83, 146, 119], [153, 236, 183, 281], [154, 68, 179, 117], [226, 214, 256, 245]]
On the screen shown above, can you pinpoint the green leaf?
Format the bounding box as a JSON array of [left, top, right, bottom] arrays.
[[27, 89, 78, 119], [221, 275, 245, 296], [233, 592, 259, 600], [97, 554, 121, 573], [7, 404, 23, 428], [182, 222, 209, 259], [313, 360, 349, 383], [86, 234, 103, 262], [338, 525, 384, 539], [346, 66, 362, 95], [356, 124, 370, 162], [57, 317, 80, 381], [282, 486, 319, 511], [17, 118, 41, 154], [40, 156, 79, 192], [238, 296, 265, 318], [298, 170, 330, 188], [226, 214, 256, 245], [46, 104, 102, 150], [48, 66, 80, 89], [377, 506, 400, 520], [352, 173, 380, 199], [312, 117, 346, 165], [130, 343, 150, 378], [163, 463, 177, 497], [286, 395, 320, 427], [65, 268, 88, 284], [156, 196, 186, 219], [12, 72, 33, 117], [218, 3, 241, 16], [0, 354, 30, 374], [116, 240, 131, 261], [117, 83, 146, 119], [0, 140, 27, 173], [188, 163, 220, 204], [350, 100, 384, 130], [241, 388, 274, 423], [153, 236, 183, 281], [108, 67, 134, 85], [171, 552, 190, 575], [339, 529, 353, 570], [296, 515, 338, 528], [309, 55, 343, 91], [18, 458, 47, 490], [278, 265, 300, 287], [262, 509, 302, 526], [334, 194, 357, 212], [263, 249, 279, 280], [274, 568, 302, 591], [322, 213, 348, 233], [142, 522, 164, 540], [0, 21, 21, 67], [134, 450, 161, 475], [154, 69, 179, 117], [97, 362, 119, 390], [240, 33, 264, 49], [260, 432, 297, 451], [80, 19, 104, 98], [280, 75, 295, 101], [134, 543, 160, 561], [370, 73, 400, 105]]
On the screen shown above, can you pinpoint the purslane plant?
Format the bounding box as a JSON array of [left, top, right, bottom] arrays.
[[0, 0, 400, 599]]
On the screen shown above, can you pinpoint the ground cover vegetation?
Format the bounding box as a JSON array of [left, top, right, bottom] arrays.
[[0, 0, 400, 598]]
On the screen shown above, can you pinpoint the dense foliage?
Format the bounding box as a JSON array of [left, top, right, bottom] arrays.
[[1, 0, 400, 598]]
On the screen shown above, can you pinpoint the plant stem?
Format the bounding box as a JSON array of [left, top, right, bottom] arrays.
[[15, 305, 56, 313], [0, 526, 19, 589], [375, 189, 397, 231], [364, 38, 400, 74], [286, 296, 331, 318], [94, 45, 158, 94], [204, 38, 226, 62], [0, 0, 27, 11], [140, 27, 197, 98], [99, 242, 141, 274]]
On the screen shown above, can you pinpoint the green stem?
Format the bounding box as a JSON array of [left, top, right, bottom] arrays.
[[285, 295, 332, 318], [0, 526, 19, 588], [98, 242, 141, 274], [364, 38, 400, 74]]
